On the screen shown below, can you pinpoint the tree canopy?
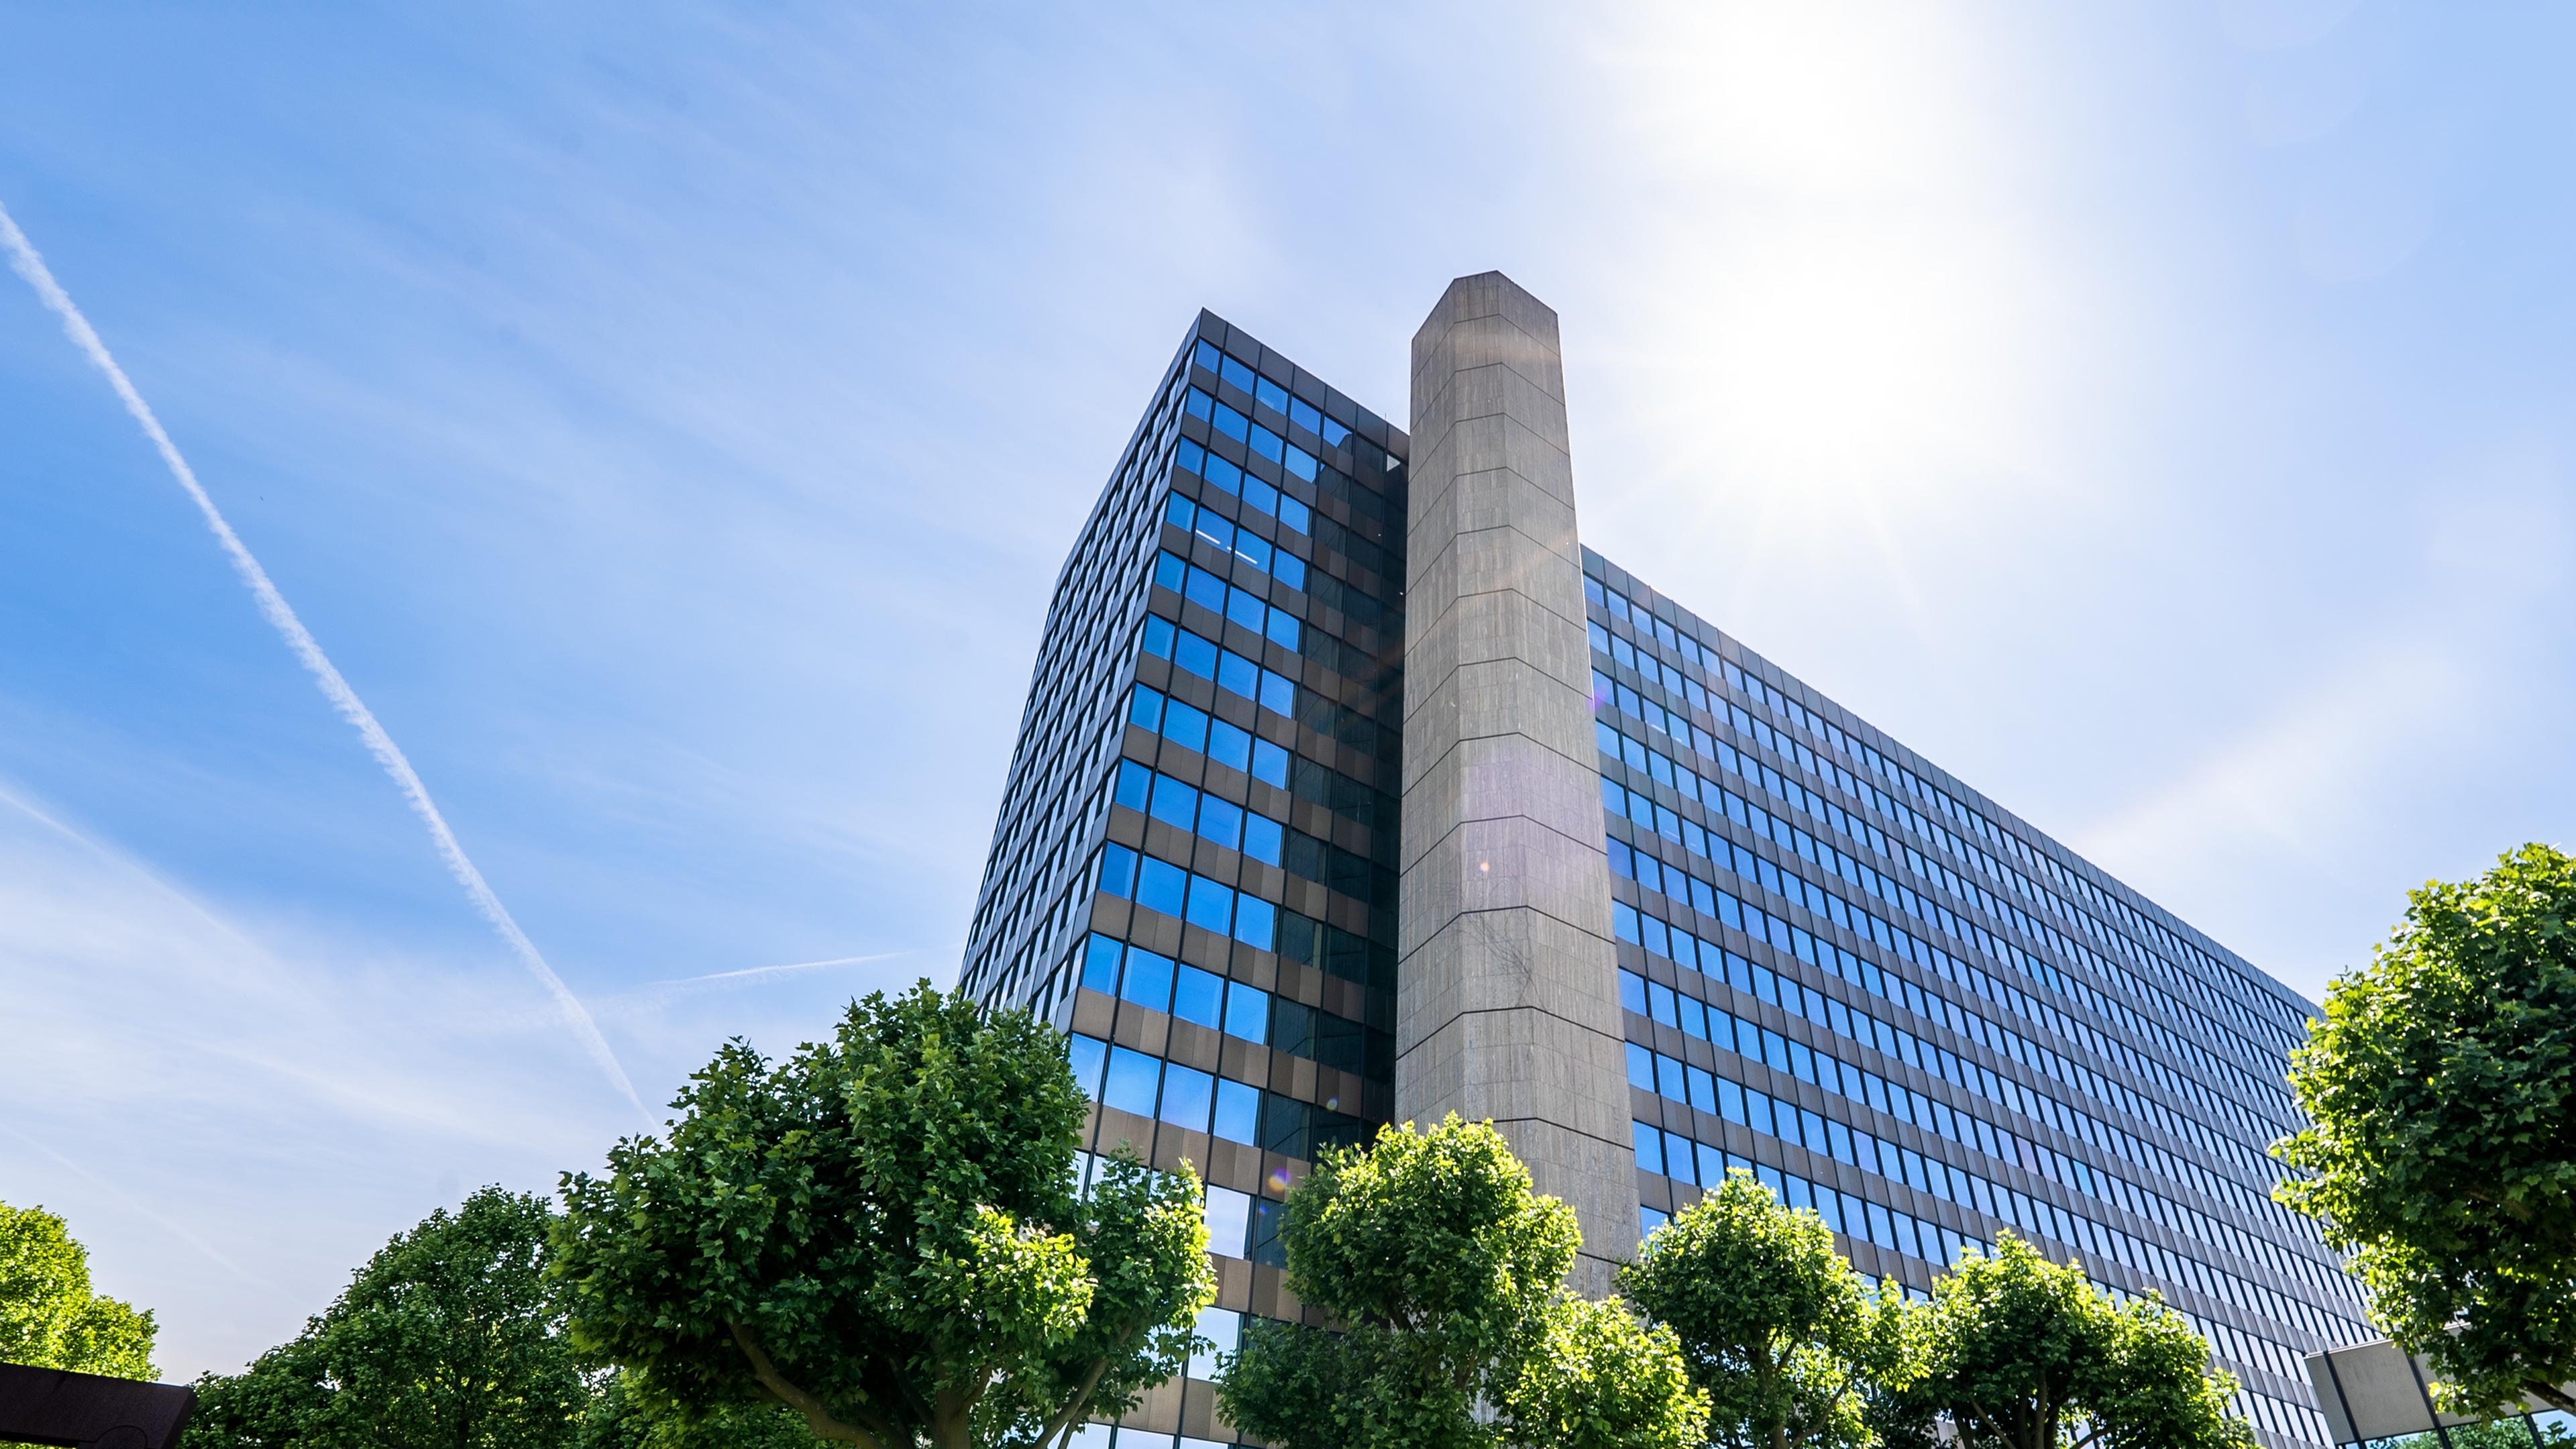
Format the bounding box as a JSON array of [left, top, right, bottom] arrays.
[[553, 982, 1212, 1449], [1873, 1233, 2249, 1449], [0, 1199, 156, 1379], [188, 1186, 588, 1449], [1217, 1115, 1706, 1449], [2276, 842, 2576, 1418], [1620, 1170, 1888, 1449]]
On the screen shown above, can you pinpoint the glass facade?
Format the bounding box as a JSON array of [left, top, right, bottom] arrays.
[[963, 301, 2367, 1449], [1586, 550, 2369, 1449], [961, 312, 1408, 1448]]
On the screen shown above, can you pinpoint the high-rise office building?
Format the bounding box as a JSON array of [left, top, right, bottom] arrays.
[[961, 273, 2370, 1449]]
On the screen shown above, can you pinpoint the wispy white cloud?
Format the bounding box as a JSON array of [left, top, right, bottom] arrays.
[[0, 200, 643, 1120]]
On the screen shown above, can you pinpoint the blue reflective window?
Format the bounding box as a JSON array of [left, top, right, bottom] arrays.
[[1254, 376, 1288, 414], [1214, 1079, 1260, 1143], [1068, 1034, 1108, 1099], [1273, 552, 1305, 591], [1633, 1120, 1664, 1175], [1655, 1053, 1684, 1102], [1258, 669, 1295, 716], [1160, 1063, 1215, 1132], [1164, 493, 1193, 530], [1223, 981, 1269, 1042], [1199, 796, 1245, 851], [1242, 812, 1283, 865], [1220, 354, 1255, 392], [1697, 1140, 1727, 1189], [1249, 425, 1284, 464], [1104, 1047, 1160, 1117], [1686, 1067, 1716, 1114], [1664, 1131, 1697, 1186], [1216, 650, 1259, 699], [1283, 444, 1317, 482], [1320, 416, 1350, 447], [1232, 894, 1277, 950], [1204, 453, 1243, 494], [1154, 551, 1185, 592], [1185, 876, 1234, 934], [1149, 774, 1198, 832], [1081, 934, 1122, 995], [1113, 761, 1150, 812], [1287, 398, 1322, 435], [1195, 510, 1235, 552], [1718, 1077, 1747, 1126], [1619, 969, 1648, 1014], [1265, 611, 1300, 651], [1175, 630, 1220, 680], [1251, 739, 1289, 787], [1226, 586, 1267, 632], [1207, 720, 1253, 773], [1627, 1042, 1654, 1090], [1099, 844, 1138, 899], [1173, 965, 1224, 1028], [1163, 702, 1210, 753], [1213, 400, 1249, 441], [1193, 341, 1222, 375], [1137, 857, 1189, 918], [1142, 614, 1176, 659], [1186, 566, 1228, 614], [1128, 686, 1163, 732], [1234, 531, 1272, 572], [1120, 948, 1175, 1013], [1241, 474, 1278, 515], [1279, 495, 1310, 534]]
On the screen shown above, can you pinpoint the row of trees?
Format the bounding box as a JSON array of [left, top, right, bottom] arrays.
[[143, 981, 2246, 1449], [1220, 1116, 2249, 1449], [19, 840, 2570, 1445]]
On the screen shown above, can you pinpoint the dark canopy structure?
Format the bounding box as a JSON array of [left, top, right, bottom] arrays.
[[0, 1363, 194, 1448]]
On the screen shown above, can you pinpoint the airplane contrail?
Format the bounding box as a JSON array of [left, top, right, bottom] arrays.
[[0, 200, 646, 1120]]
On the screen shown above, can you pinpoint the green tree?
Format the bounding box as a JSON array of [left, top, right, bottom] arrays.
[[0, 1199, 157, 1378], [1874, 1233, 2250, 1449], [553, 982, 1213, 1449], [188, 1187, 588, 1449], [580, 1368, 815, 1449], [1216, 1115, 1707, 1449], [2275, 843, 2576, 1419], [1620, 1171, 1887, 1449]]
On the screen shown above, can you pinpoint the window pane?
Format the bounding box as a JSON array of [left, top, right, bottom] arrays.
[[1149, 775, 1199, 832], [1213, 1079, 1260, 1142], [1081, 934, 1122, 995], [1171, 965, 1224, 1028], [1203, 1193, 1252, 1263], [1198, 797, 1244, 851], [1250, 740, 1288, 787], [1120, 948, 1174, 1014], [1068, 1034, 1108, 1099], [1162, 702, 1209, 753], [1206, 720, 1253, 772], [1232, 894, 1276, 950], [1159, 1063, 1214, 1132], [1223, 983, 1269, 1042], [1632, 1119, 1664, 1175], [1137, 857, 1189, 918], [1185, 875, 1234, 934], [1103, 1047, 1160, 1118]]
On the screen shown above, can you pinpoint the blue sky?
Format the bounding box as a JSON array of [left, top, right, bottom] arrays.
[[2, 1, 2569, 1379]]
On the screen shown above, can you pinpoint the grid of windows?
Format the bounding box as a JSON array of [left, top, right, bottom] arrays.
[[1585, 547, 2364, 1449], [963, 313, 1407, 1446]]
